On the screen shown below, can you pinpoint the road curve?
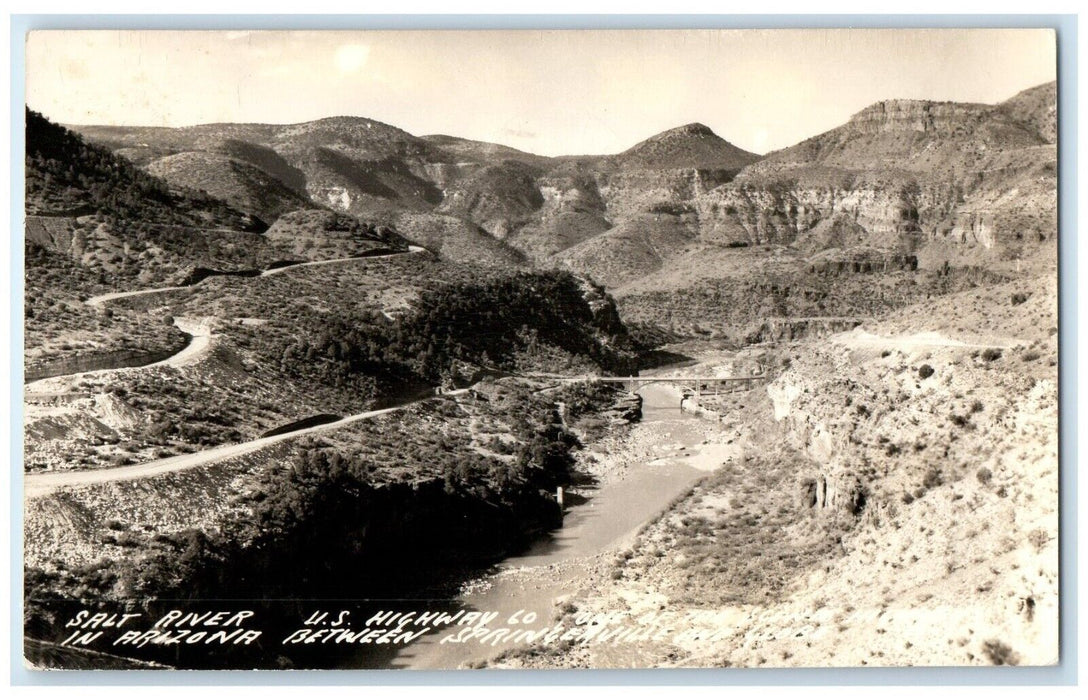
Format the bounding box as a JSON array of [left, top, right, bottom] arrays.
[[260, 245, 427, 277], [85, 285, 191, 308], [34, 247, 428, 388], [24, 317, 215, 393], [83, 246, 426, 306], [24, 405, 407, 498], [24, 387, 470, 498]]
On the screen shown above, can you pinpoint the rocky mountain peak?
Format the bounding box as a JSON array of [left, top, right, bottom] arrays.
[[616, 122, 759, 170], [663, 122, 717, 138]]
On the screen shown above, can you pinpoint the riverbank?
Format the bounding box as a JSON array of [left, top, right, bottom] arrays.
[[390, 382, 749, 669]]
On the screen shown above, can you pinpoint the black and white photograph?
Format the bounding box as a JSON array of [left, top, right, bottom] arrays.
[[18, 26, 1061, 671]]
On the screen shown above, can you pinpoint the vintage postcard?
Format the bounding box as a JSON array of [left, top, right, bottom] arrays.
[[20, 27, 1059, 670]]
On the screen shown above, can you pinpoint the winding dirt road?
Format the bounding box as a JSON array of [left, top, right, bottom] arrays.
[[32, 247, 429, 390], [24, 317, 215, 394], [83, 246, 427, 306], [26, 405, 393, 498], [25, 245, 433, 494], [260, 245, 426, 277], [25, 388, 469, 498]]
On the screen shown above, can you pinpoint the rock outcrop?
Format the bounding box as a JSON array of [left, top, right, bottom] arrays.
[[691, 89, 1056, 269]]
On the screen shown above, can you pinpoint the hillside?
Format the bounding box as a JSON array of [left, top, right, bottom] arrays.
[[73, 117, 530, 265], [499, 268, 1057, 669], [75, 116, 459, 213], [553, 213, 701, 289], [743, 99, 1044, 177], [997, 81, 1057, 145], [436, 160, 547, 238], [24, 112, 403, 377], [25, 255, 636, 474], [495, 124, 758, 274], [262, 209, 404, 259], [421, 134, 555, 169], [25, 110, 288, 293], [26, 109, 262, 231], [145, 151, 314, 223], [602, 82, 1058, 335]]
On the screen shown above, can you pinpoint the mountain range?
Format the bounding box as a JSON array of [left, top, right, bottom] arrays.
[[40, 80, 1055, 291]]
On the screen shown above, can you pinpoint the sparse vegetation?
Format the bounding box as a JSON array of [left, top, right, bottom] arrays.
[[24, 80, 1059, 671], [26, 109, 261, 230]]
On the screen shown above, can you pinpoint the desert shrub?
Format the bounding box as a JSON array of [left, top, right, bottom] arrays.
[[1022, 350, 1041, 362], [918, 364, 935, 379], [114, 532, 142, 548], [485, 436, 516, 455], [950, 413, 971, 428], [970, 400, 984, 413], [976, 467, 993, 485], [922, 468, 944, 490], [1010, 293, 1029, 305], [981, 348, 1002, 362]]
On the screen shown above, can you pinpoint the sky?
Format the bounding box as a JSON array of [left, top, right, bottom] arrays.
[[25, 29, 1057, 156]]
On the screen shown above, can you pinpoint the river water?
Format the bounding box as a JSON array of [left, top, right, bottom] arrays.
[[387, 383, 712, 669]]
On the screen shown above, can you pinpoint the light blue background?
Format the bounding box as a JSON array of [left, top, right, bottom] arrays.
[[8, 13, 1078, 686]]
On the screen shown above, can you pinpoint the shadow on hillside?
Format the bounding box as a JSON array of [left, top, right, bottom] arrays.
[[638, 348, 696, 370]]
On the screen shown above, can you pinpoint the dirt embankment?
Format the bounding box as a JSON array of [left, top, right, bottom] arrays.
[[25, 335, 192, 382]]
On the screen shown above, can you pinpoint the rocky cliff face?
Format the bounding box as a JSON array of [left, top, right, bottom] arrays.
[[745, 317, 866, 345], [694, 180, 937, 249], [688, 91, 1055, 267], [844, 100, 995, 136]]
